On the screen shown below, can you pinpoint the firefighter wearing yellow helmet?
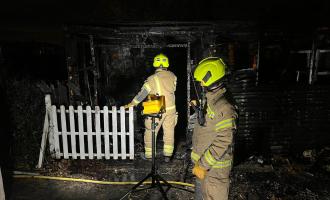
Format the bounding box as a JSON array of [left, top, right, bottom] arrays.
[[191, 57, 238, 200], [125, 53, 177, 162]]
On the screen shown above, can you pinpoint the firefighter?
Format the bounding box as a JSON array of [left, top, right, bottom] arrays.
[[124, 53, 177, 162], [191, 57, 237, 200]]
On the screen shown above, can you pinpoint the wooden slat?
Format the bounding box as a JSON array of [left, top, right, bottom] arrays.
[[103, 106, 110, 159], [45, 95, 55, 155], [120, 107, 126, 159], [95, 106, 102, 159], [129, 107, 134, 159], [37, 103, 49, 168], [77, 106, 85, 159], [112, 106, 118, 159], [0, 167, 5, 200], [69, 106, 77, 159], [52, 106, 61, 159], [86, 106, 93, 159], [60, 106, 69, 159]]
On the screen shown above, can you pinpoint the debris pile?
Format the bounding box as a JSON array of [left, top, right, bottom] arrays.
[[230, 152, 330, 200]]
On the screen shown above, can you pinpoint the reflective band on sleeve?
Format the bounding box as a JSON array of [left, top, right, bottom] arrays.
[[166, 105, 176, 111], [204, 149, 232, 168], [143, 83, 151, 92], [212, 159, 232, 169], [215, 118, 235, 131], [154, 76, 162, 95], [135, 88, 149, 102], [191, 151, 201, 162], [205, 150, 217, 166], [133, 98, 140, 104]]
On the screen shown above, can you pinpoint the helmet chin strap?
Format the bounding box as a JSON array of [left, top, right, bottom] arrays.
[[158, 65, 167, 70], [206, 81, 224, 92]]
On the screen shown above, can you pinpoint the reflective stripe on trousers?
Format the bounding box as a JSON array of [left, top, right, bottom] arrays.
[[163, 145, 174, 156]]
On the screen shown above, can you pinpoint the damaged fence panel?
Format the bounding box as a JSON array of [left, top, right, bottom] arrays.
[[37, 96, 135, 167]]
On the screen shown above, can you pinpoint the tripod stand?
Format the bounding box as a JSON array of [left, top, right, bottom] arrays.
[[120, 113, 192, 200]]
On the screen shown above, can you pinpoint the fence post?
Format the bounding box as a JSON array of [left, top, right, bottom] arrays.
[[0, 167, 5, 200], [37, 94, 51, 168]]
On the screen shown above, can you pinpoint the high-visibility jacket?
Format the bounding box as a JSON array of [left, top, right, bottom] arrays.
[[131, 68, 177, 114], [191, 88, 237, 170]]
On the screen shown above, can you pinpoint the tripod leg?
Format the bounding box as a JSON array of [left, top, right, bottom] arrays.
[[155, 174, 194, 193], [119, 172, 153, 200], [155, 178, 169, 200], [156, 174, 172, 190]]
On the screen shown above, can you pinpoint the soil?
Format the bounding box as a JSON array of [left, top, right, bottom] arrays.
[[8, 155, 330, 200]]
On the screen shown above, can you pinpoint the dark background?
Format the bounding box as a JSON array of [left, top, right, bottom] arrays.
[[1, 1, 330, 198]]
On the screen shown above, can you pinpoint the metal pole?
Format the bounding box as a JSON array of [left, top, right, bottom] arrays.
[[187, 42, 191, 130], [151, 116, 156, 185]]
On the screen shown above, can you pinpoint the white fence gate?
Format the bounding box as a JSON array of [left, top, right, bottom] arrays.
[[38, 95, 134, 168]]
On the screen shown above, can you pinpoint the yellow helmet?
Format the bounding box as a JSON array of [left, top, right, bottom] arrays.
[[194, 57, 226, 87], [153, 53, 169, 68]]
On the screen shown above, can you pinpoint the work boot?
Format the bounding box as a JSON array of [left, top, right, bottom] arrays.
[[140, 152, 151, 160], [164, 156, 171, 163]]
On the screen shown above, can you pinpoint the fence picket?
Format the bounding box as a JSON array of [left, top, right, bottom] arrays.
[[86, 106, 93, 159], [112, 106, 118, 159], [103, 106, 110, 159], [52, 106, 61, 159], [69, 106, 77, 159], [95, 106, 102, 159], [77, 106, 85, 159], [120, 107, 126, 159], [129, 107, 134, 159], [60, 106, 69, 159]]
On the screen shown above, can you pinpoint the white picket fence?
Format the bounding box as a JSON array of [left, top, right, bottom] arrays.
[[38, 95, 135, 168]]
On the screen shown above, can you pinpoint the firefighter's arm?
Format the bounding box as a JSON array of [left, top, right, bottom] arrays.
[[198, 118, 236, 170], [124, 80, 152, 108]]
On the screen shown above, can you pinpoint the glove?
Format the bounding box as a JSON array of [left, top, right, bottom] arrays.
[[189, 100, 197, 107], [192, 164, 207, 180], [124, 103, 134, 109]]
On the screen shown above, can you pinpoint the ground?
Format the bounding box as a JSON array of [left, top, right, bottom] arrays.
[[7, 154, 330, 200]]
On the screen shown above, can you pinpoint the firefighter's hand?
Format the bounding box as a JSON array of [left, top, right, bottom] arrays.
[[192, 164, 207, 180], [189, 100, 197, 107], [124, 103, 134, 109]]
